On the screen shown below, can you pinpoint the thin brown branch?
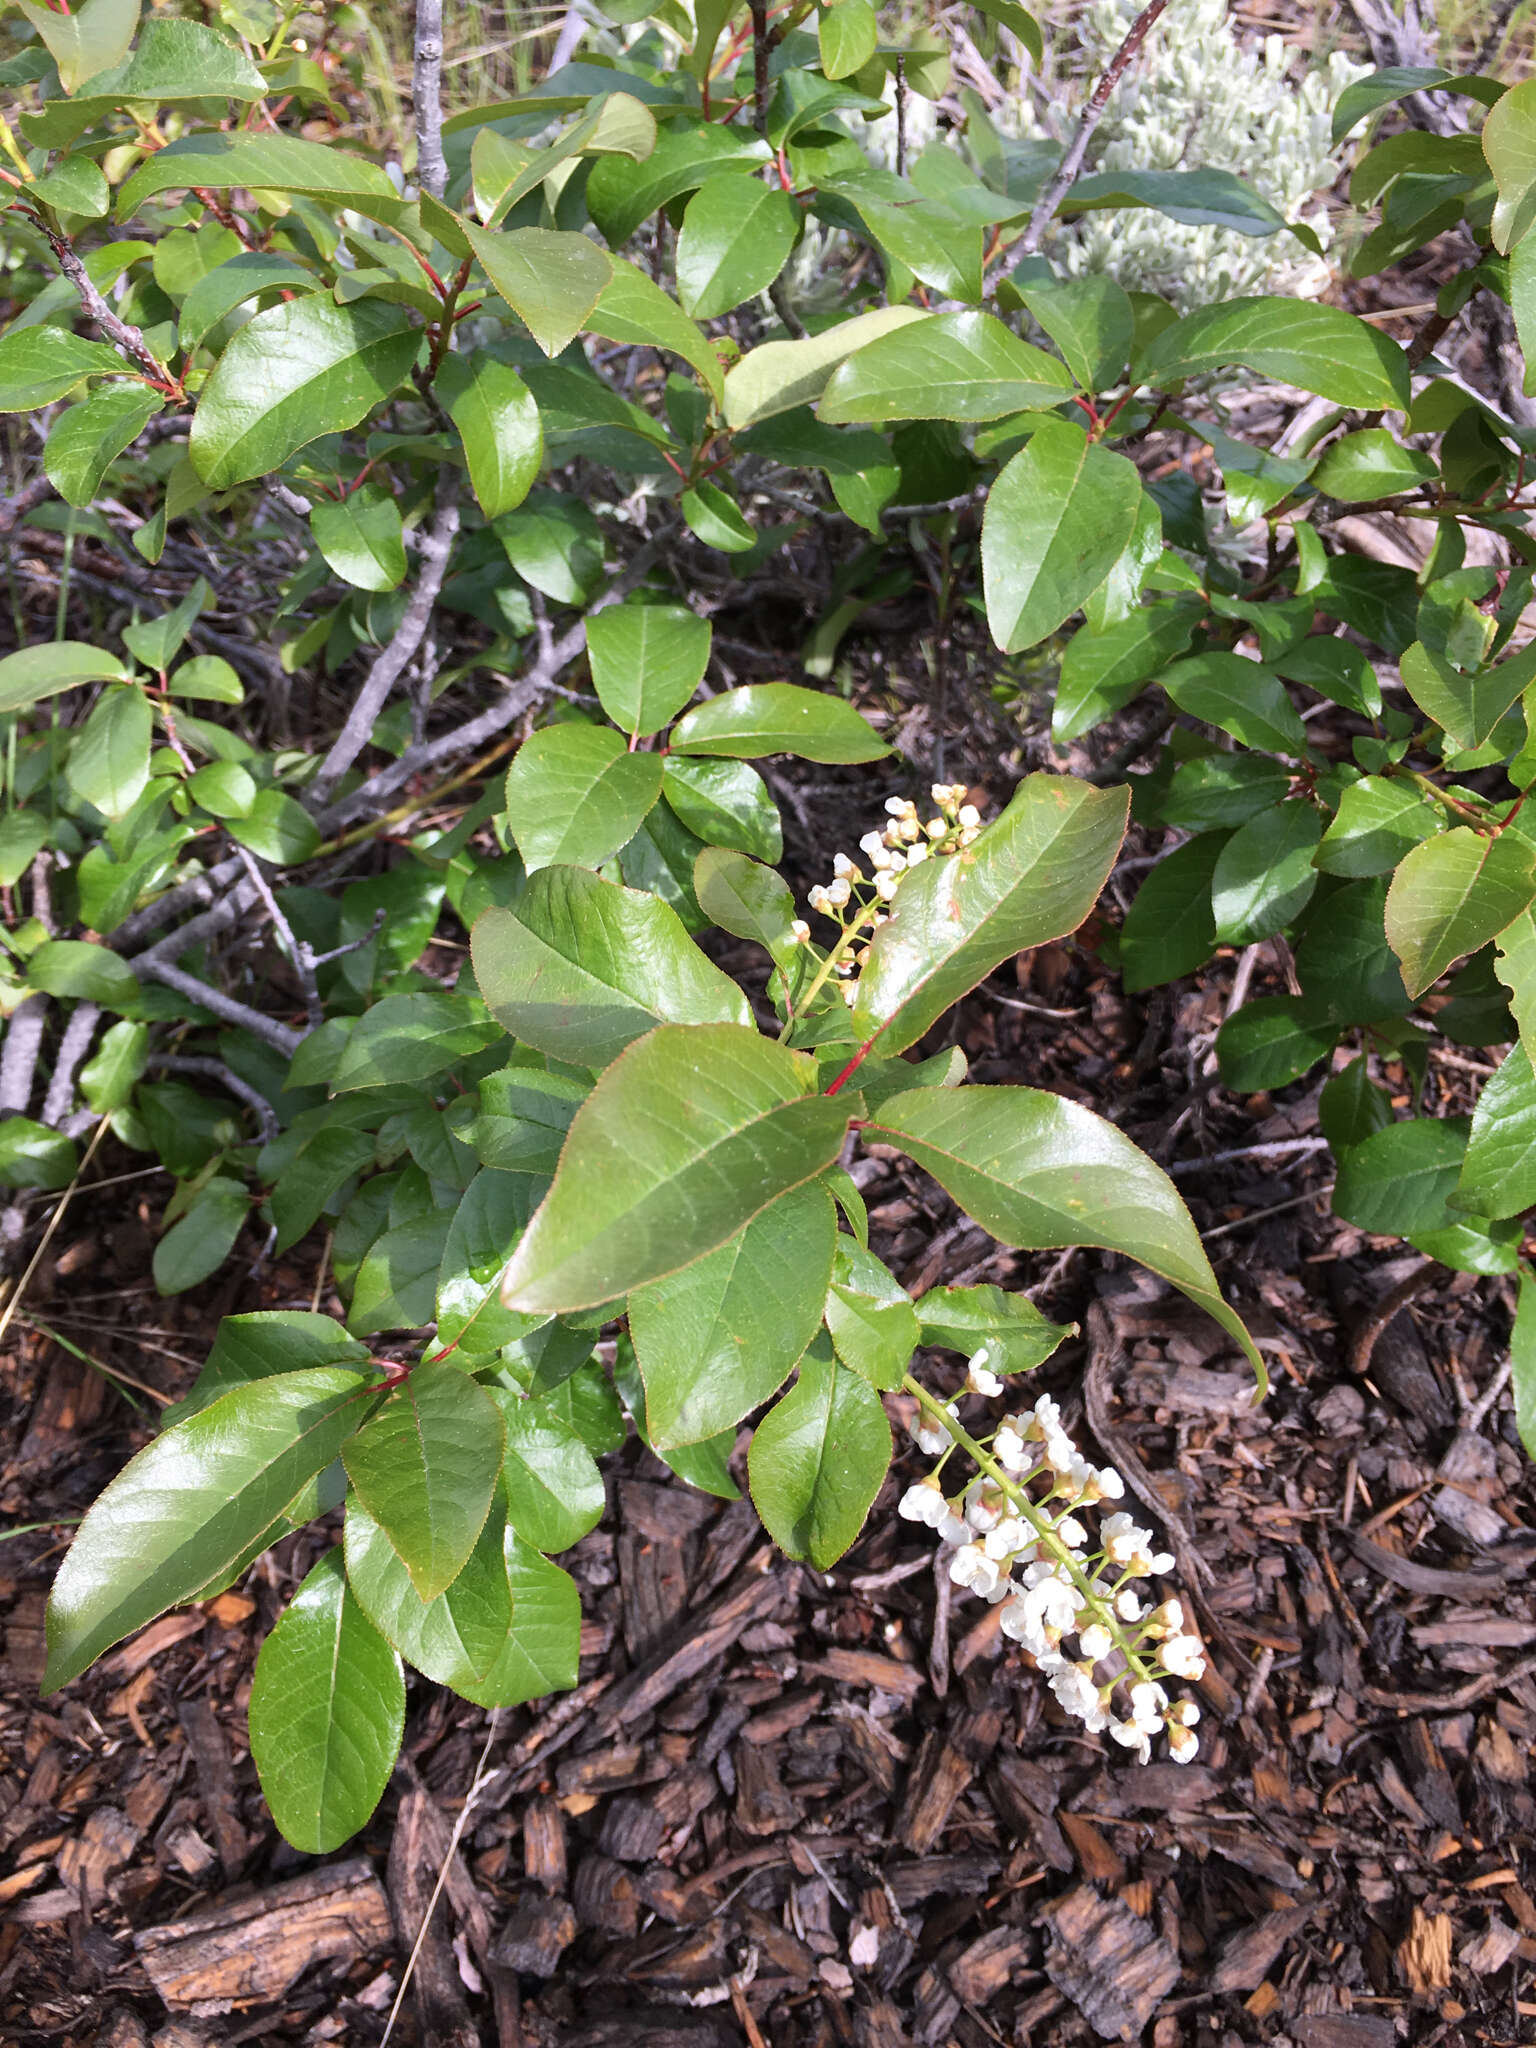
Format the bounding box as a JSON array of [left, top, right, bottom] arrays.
[[33, 215, 181, 392], [997, 0, 1172, 285]]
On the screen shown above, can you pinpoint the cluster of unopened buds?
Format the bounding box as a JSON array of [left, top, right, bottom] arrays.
[[791, 786, 982, 1005], [900, 1354, 1206, 1766]]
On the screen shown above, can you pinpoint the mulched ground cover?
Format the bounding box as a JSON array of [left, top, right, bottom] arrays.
[[3, 903, 1534, 2048]]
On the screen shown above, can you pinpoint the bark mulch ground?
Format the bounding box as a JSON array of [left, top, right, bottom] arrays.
[[2, 929, 1535, 2048]]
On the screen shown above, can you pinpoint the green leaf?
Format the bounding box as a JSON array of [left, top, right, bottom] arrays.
[[914, 1283, 1071, 1375], [982, 417, 1142, 654], [434, 1168, 546, 1355], [187, 761, 256, 819], [1273, 635, 1382, 719], [499, 1022, 850, 1315], [16, 0, 137, 94], [345, 1491, 579, 1707], [496, 492, 603, 604], [1120, 833, 1225, 992], [1333, 1116, 1469, 1235], [1401, 638, 1536, 754], [153, 1177, 249, 1294], [663, 757, 780, 861], [67, 684, 150, 819], [0, 328, 127, 412], [464, 222, 613, 358], [190, 298, 420, 489], [1139, 297, 1410, 411], [436, 350, 543, 520], [488, 1388, 607, 1551], [25, 938, 137, 1009], [1052, 598, 1202, 743], [248, 1548, 404, 1854], [310, 486, 408, 593], [747, 1347, 891, 1568], [1386, 827, 1536, 998], [178, 251, 319, 353], [347, 1211, 453, 1337], [630, 1181, 836, 1447], [1484, 77, 1536, 253], [722, 305, 926, 428], [0, 1118, 78, 1192], [1211, 802, 1321, 944], [43, 385, 163, 508], [123, 577, 206, 672], [850, 775, 1127, 1056], [1514, 1262, 1536, 1459], [0, 811, 45, 887], [1017, 275, 1134, 393], [1160, 754, 1291, 832], [676, 175, 799, 319], [79, 1018, 147, 1113], [587, 256, 726, 404], [1319, 1056, 1393, 1151], [1216, 995, 1338, 1091], [1161, 652, 1309, 754], [341, 1363, 505, 1600], [866, 1085, 1264, 1385], [471, 865, 750, 1067], [1312, 428, 1437, 502], [824, 1239, 918, 1390], [1497, 906, 1536, 1063], [1295, 876, 1409, 1021], [587, 603, 710, 736], [119, 132, 405, 225], [670, 682, 889, 762], [166, 1311, 369, 1424], [1316, 775, 1443, 877], [587, 119, 765, 244], [269, 1124, 377, 1255], [170, 655, 243, 704], [1456, 1044, 1536, 1219], [226, 788, 321, 864], [332, 993, 501, 1092], [0, 640, 133, 714], [681, 480, 757, 553], [968, 0, 1043, 60], [43, 1367, 367, 1691], [694, 847, 799, 959], [1060, 167, 1296, 239], [1333, 66, 1497, 143], [505, 725, 664, 872], [819, 0, 878, 78], [818, 310, 1074, 425]]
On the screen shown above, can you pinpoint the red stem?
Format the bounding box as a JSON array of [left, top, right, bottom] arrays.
[[824, 1039, 876, 1097]]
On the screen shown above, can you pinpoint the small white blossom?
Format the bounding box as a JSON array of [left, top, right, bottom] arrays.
[[1050, 1663, 1110, 1733], [949, 1544, 1004, 1597], [1167, 1722, 1200, 1763], [936, 1510, 969, 1547], [1078, 1622, 1113, 1663], [1162, 1635, 1207, 1681], [993, 1422, 1030, 1475], [1115, 1588, 1147, 1623], [808, 885, 830, 914], [966, 1350, 1004, 1398], [1110, 1719, 1152, 1765], [925, 816, 947, 839], [874, 870, 899, 902], [1054, 1515, 1088, 1551], [904, 841, 929, 865], [899, 1481, 947, 1527], [957, 804, 980, 828], [983, 1515, 1029, 1560], [884, 796, 911, 817], [825, 876, 851, 908], [833, 852, 856, 880], [790, 919, 811, 944], [1128, 1680, 1169, 1732]]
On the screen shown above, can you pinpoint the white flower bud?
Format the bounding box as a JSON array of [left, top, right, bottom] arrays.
[[883, 796, 910, 817], [936, 1510, 969, 1546], [833, 852, 856, 879], [898, 1481, 944, 1525], [957, 804, 980, 828], [875, 871, 899, 901], [1078, 1623, 1113, 1663], [808, 886, 830, 914], [825, 876, 851, 908], [925, 817, 947, 839], [967, 1354, 1004, 1398], [790, 919, 811, 944], [1167, 1722, 1199, 1764], [905, 841, 929, 864], [1109, 1719, 1151, 1765]]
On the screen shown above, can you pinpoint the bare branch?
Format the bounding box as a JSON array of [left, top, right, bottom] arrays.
[[33, 215, 180, 391], [137, 956, 303, 1059], [42, 1002, 100, 1129], [0, 996, 49, 1118], [413, 0, 449, 204], [311, 475, 461, 804], [548, 5, 589, 73], [995, 0, 1172, 285]]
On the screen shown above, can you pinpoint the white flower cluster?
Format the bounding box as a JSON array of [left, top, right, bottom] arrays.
[[900, 1381, 1206, 1764], [794, 786, 982, 1005], [1009, 0, 1370, 310]]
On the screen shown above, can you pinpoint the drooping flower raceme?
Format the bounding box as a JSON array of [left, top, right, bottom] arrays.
[[902, 1372, 1207, 1764]]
